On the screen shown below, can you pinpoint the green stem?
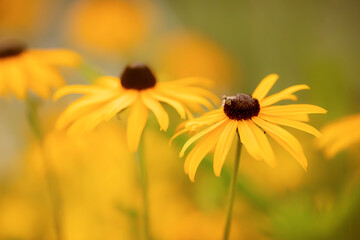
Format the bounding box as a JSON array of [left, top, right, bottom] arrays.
[[223, 132, 242, 240], [26, 97, 63, 240], [135, 137, 150, 240]]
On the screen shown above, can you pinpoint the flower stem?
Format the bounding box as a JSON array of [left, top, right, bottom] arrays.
[[26, 97, 63, 240], [135, 136, 151, 240], [223, 132, 242, 240]]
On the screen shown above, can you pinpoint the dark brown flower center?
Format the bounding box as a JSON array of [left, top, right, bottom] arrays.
[[222, 94, 260, 120], [0, 39, 26, 59], [120, 63, 156, 90]]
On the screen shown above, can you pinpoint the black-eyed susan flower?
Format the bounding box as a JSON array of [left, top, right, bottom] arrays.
[[0, 39, 80, 99], [54, 63, 218, 153], [175, 74, 327, 181], [318, 113, 360, 157]]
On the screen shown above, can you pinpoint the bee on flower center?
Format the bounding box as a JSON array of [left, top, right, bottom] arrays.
[[120, 63, 156, 90], [0, 40, 26, 59], [222, 94, 260, 120]]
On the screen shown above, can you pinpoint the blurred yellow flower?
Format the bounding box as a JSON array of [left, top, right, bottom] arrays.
[[318, 113, 360, 158], [0, 0, 47, 33], [54, 63, 218, 152], [66, 0, 152, 54], [25, 122, 138, 239], [0, 196, 39, 240], [155, 32, 235, 89], [0, 39, 80, 99], [176, 74, 327, 181]]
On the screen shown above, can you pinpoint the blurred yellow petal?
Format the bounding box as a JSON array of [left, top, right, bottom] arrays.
[[127, 99, 148, 153], [157, 84, 214, 110], [53, 85, 116, 100], [94, 76, 121, 89], [213, 120, 237, 176], [160, 77, 215, 88], [141, 91, 169, 131], [56, 94, 119, 130], [149, 89, 186, 119], [252, 74, 279, 101], [319, 113, 360, 157], [4, 59, 27, 99]]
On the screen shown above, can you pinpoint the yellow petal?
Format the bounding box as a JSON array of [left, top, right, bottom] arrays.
[[5, 59, 27, 99], [260, 84, 310, 107], [213, 120, 237, 176], [21, 54, 52, 98], [259, 114, 321, 138], [160, 77, 214, 88], [324, 128, 360, 158], [157, 84, 214, 110], [94, 76, 120, 89], [149, 89, 186, 119], [261, 104, 327, 115], [28, 49, 81, 67], [185, 123, 226, 182], [180, 118, 227, 157], [53, 85, 115, 100], [141, 91, 169, 131], [247, 120, 276, 167], [279, 114, 310, 122], [26, 53, 65, 88], [103, 92, 138, 121], [319, 114, 360, 147], [253, 117, 308, 170], [127, 100, 148, 152], [252, 74, 279, 101], [237, 120, 263, 161], [56, 93, 118, 130], [185, 109, 225, 129]]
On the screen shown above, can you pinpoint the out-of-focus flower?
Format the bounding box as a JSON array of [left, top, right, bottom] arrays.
[[155, 32, 235, 89], [0, 196, 39, 239], [0, 0, 48, 34], [66, 0, 153, 54], [318, 113, 360, 158], [0, 39, 80, 99], [26, 122, 138, 239], [175, 74, 326, 181], [54, 63, 218, 152]]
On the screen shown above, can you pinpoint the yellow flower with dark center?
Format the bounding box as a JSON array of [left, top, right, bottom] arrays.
[[0, 39, 80, 99], [318, 113, 360, 158], [175, 74, 327, 181], [54, 63, 218, 152]]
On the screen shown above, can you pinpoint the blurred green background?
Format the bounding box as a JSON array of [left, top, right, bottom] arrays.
[[0, 0, 359, 239]]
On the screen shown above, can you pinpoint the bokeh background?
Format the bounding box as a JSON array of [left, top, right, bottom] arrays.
[[0, 0, 360, 239]]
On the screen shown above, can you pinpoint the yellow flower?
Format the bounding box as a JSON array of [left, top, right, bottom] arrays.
[[66, 0, 151, 54], [175, 74, 327, 181], [0, 39, 80, 99], [54, 63, 218, 152], [318, 113, 360, 158], [155, 31, 235, 89]]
